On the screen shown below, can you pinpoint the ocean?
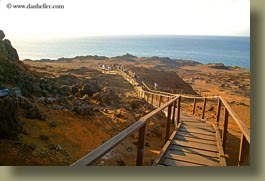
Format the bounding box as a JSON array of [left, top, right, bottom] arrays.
[[13, 35, 250, 69]]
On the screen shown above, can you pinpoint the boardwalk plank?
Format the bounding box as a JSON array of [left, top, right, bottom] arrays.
[[177, 130, 216, 141], [171, 140, 219, 152], [164, 151, 220, 166], [181, 122, 213, 128], [169, 145, 219, 158], [156, 111, 224, 166], [179, 127, 216, 135], [160, 158, 203, 166], [175, 134, 217, 146]]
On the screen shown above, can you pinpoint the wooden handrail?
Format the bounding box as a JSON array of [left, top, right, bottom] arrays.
[[71, 96, 179, 166], [141, 90, 174, 99], [142, 81, 177, 97], [219, 96, 250, 143], [122, 71, 250, 165], [74, 69, 250, 166]]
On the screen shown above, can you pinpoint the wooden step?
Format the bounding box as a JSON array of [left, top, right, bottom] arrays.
[[175, 134, 217, 146], [163, 150, 220, 166], [171, 140, 219, 152], [169, 144, 220, 158], [179, 126, 216, 136], [160, 158, 203, 166], [181, 122, 213, 128], [177, 130, 216, 141]]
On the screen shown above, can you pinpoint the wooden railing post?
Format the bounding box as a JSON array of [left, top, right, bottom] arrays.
[[238, 134, 250, 166], [158, 95, 162, 107], [147, 93, 150, 103], [172, 100, 176, 124], [136, 123, 147, 166], [202, 98, 207, 119], [192, 98, 197, 115], [144, 92, 146, 101], [176, 96, 181, 125], [151, 94, 154, 105], [216, 98, 221, 124], [165, 104, 172, 143], [222, 108, 229, 152]]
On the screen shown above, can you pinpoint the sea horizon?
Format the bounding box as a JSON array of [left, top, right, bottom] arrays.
[[12, 35, 250, 69]]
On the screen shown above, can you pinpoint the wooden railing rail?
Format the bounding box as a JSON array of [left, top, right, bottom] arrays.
[[74, 69, 250, 166], [142, 81, 177, 97], [71, 95, 180, 166], [186, 95, 250, 166], [217, 96, 250, 165]]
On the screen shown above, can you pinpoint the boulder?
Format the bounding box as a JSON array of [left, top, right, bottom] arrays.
[[58, 85, 71, 96], [3, 39, 19, 61], [50, 121, 57, 128], [18, 96, 42, 119], [94, 87, 120, 106], [80, 81, 100, 96], [0, 88, 10, 97], [24, 105, 42, 119], [56, 74, 78, 86], [44, 97, 56, 104], [40, 79, 53, 92], [71, 85, 79, 95], [207, 63, 228, 69], [57, 96, 68, 105], [0, 96, 22, 139], [73, 104, 93, 115], [40, 134, 49, 141], [0, 30, 5, 40]]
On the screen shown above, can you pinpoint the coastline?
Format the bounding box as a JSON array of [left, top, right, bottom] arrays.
[[23, 54, 249, 70], [13, 35, 250, 69], [1, 31, 250, 166]]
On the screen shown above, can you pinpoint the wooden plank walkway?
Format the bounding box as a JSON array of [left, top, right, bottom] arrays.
[[154, 112, 226, 166]]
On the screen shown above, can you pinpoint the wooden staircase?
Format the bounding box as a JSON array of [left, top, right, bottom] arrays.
[[71, 70, 250, 166], [154, 112, 226, 166]]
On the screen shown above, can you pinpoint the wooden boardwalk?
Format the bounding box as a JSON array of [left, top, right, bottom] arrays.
[[154, 112, 226, 166], [71, 70, 249, 166]]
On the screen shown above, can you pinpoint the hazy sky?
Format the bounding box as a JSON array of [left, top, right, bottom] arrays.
[[0, 0, 250, 40]]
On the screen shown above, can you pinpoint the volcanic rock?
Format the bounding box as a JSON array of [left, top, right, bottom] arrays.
[[71, 85, 79, 95], [0, 96, 22, 139], [93, 87, 120, 106], [80, 81, 100, 96], [58, 85, 71, 96], [0, 30, 5, 40]]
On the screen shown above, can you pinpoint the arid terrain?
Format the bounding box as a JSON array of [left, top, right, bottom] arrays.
[[0, 30, 250, 166]]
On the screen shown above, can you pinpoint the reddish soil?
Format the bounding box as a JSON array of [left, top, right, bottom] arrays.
[[0, 58, 250, 166]]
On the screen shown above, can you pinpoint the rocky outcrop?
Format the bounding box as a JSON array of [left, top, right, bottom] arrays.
[[0, 30, 5, 40], [131, 67, 196, 95], [58, 85, 71, 96], [18, 96, 45, 120], [80, 81, 100, 96], [207, 63, 228, 69], [0, 30, 19, 61], [113, 54, 137, 62], [93, 87, 120, 106], [0, 96, 22, 139], [0, 30, 34, 93]]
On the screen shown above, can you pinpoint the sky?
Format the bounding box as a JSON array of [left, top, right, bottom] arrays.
[[0, 0, 250, 40]]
